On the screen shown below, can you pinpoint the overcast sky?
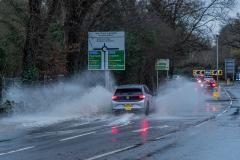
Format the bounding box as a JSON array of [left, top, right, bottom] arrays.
[[230, 1, 240, 17], [210, 0, 239, 35]]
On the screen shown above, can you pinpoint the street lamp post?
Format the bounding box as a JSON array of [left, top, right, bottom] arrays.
[[216, 34, 219, 85]]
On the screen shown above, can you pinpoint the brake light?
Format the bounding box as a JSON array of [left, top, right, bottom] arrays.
[[139, 95, 145, 100], [211, 83, 216, 87], [112, 96, 119, 101]]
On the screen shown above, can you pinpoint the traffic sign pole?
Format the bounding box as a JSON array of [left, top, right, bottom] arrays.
[[155, 59, 169, 90], [104, 50, 108, 89], [216, 35, 219, 85], [105, 70, 110, 89], [157, 70, 159, 91]]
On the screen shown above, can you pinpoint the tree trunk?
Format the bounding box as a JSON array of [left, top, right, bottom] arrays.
[[0, 76, 2, 103], [63, 0, 99, 75], [22, 0, 42, 82], [63, 0, 81, 75]]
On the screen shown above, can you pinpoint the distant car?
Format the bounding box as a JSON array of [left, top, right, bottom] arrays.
[[172, 75, 182, 80], [204, 76, 214, 82], [201, 79, 217, 90], [112, 84, 153, 115], [196, 76, 204, 83]]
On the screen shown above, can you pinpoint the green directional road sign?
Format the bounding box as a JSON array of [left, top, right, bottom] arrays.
[[88, 50, 102, 70], [155, 59, 169, 70], [88, 32, 125, 71], [108, 50, 125, 70]]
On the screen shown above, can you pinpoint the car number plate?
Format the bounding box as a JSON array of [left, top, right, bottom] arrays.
[[124, 104, 133, 111]]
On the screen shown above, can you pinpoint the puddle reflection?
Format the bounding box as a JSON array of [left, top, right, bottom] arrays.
[[111, 126, 119, 142], [205, 103, 219, 113], [111, 126, 119, 135], [140, 119, 149, 142]]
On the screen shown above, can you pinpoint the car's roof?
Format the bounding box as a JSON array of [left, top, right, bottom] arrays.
[[116, 84, 145, 89]]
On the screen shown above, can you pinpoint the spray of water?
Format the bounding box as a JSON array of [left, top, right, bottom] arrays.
[[0, 73, 212, 128], [153, 77, 210, 118], [1, 71, 114, 127]]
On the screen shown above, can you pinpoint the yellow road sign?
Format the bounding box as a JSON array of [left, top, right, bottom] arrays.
[[193, 70, 205, 76], [210, 70, 223, 76], [218, 70, 223, 76], [193, 70, 222, 76]]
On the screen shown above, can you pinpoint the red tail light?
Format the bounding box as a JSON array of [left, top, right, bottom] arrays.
[[139, 95, 145, 100], [112, 96, 119, 101], [211, 83, 216, 87]]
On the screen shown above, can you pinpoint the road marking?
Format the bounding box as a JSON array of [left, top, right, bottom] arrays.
[[222, 110, 228, 114], [73, 122, 90, 127], [105, 121, 133, 127], [217, 113, 223, 117], [158, 125, 169, 129], [0, 146, 35, 156], [132, 125, 169, 133], [132, 127, 152, 133], [116, 123, 133, 128], [59, 131, 96, 141], [84, 145, 135, 160], [155, 132, 175, 140], [195, 121, 208, 127]]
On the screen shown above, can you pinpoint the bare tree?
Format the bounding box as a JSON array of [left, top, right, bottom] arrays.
[[22, 0, 59, 82], [22, 0, 42, 81], [220, 15, 240, 49], [149, 0, 235, 74], [63, 0, 100, 74]]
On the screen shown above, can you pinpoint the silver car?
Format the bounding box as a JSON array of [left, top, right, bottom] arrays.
[[112, 84, 153, 115]]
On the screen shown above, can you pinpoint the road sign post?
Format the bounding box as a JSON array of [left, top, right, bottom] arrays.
[[216, 35, 219, 86], [157, 70, 159, 90], [225, 59, 235, 81], [155, 59, 170, 90]]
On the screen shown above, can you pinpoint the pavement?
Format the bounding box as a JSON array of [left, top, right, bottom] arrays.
[[0, 85, 236, 160]]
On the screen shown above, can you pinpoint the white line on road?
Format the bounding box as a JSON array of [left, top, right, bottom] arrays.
[[155, 132, 175, 140], [195, 121, 208, 127], [132, 125, 169, 133], [104, 121, 133, 127], [158, 125, 169, 129], [84, 145, 135, 160], [0, 146, 35, 156], [221, 110, 228, 115], [216, 113, 223, 117], [59, 131, 96, 142], [132, 127, 152, 133], [71, 122, 90, 127]]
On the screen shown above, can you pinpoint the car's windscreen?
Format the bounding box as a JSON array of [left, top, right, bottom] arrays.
[[115, 88, 143, 96]]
